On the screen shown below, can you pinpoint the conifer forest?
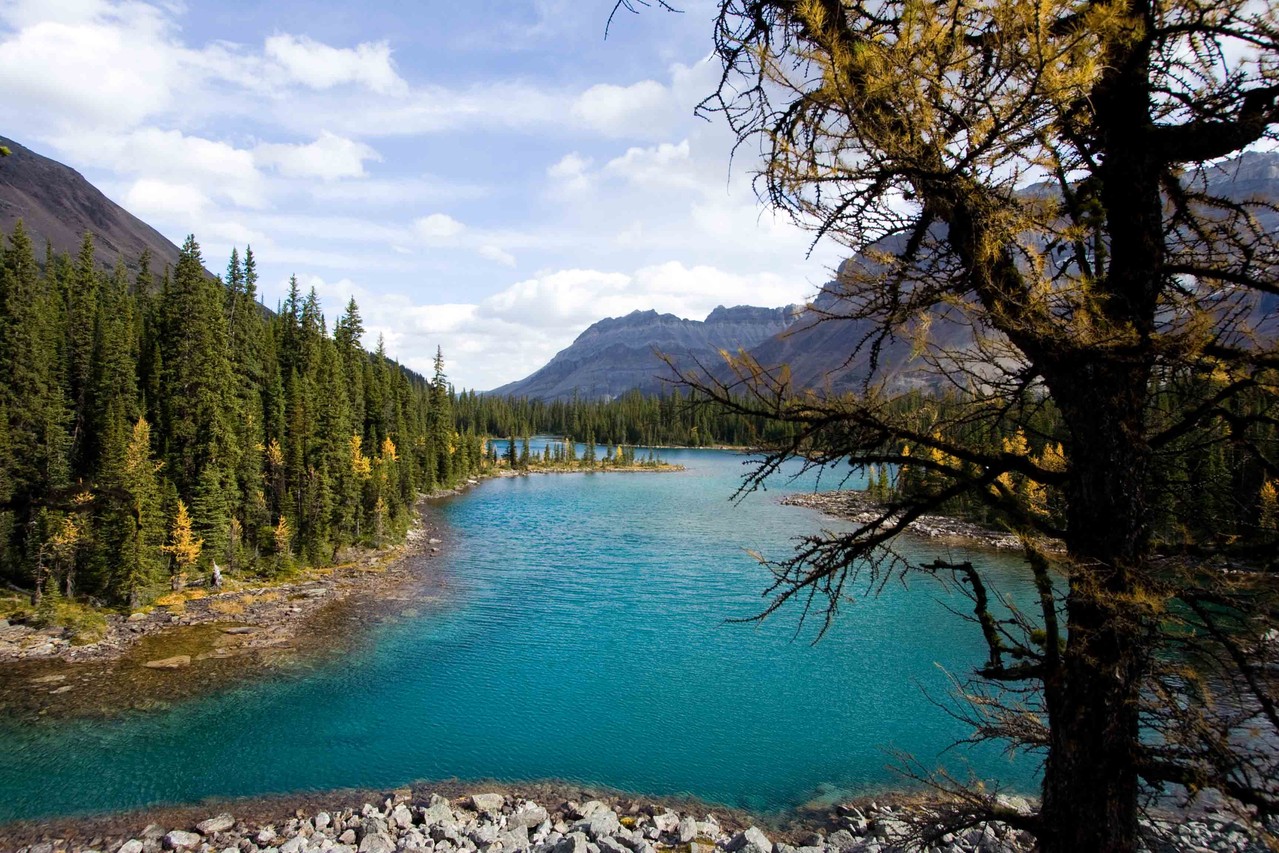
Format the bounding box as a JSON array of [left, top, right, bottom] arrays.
[[0, 223, 486, 610]]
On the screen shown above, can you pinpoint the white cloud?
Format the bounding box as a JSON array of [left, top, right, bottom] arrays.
[[0, 14, 178, 131], [414, 213, 466, 241], [263, 33, 407, 95], [254, 131, 380, 180], [479, 245, 517, 267], [547, 152, 594, 193], [604, 139, 697, 188], [52, 128, 267, 209], [572, 79, 679, 139], [123, 179, 209, 222]]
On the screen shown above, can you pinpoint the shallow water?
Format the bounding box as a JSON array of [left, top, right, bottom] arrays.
[[0, 447, 1042, 822]]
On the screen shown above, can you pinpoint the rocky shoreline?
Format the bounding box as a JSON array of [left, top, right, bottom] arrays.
[[2, 783, 1270, 853], [779, 491, 1061, 553], [0, 503, 446, 669]]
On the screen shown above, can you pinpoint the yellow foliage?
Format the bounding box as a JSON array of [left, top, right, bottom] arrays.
[[380, 436, 399, 462], [273, 515, 292, 556], [1261, 480, 1278, 531], [125, 417, 162, 477], [48, 515, 81, 557], [163, 500, 202, 569], [264, 438, 285, 470], [1037, 442, 1067, 473], [350, 434, 372, 478]]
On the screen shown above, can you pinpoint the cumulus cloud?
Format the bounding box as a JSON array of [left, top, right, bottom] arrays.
[[123, 179, 210, 222], [254, 131, 380, 181], [0, 11, 179, 132], [263, 34, 407, 95], [479, 245, 517, 267], [572, 79, 679, 139], [546, 152, 594, 193], [54, 128, 267, 208], [286, 259, 812, 391], [604, 139, 697, 189], [414, 213, 466, 241]]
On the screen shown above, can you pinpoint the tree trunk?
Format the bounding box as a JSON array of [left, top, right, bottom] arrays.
[[1038, 362, 1152, 853]]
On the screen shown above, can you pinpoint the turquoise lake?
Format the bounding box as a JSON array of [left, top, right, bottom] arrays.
[[0, 447, 1041, 822]]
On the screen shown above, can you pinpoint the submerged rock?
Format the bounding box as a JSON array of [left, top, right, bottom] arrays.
[[142, 655, 191, 670]]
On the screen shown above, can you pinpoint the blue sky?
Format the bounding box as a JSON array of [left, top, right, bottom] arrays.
[[0, 0, 841, 389]]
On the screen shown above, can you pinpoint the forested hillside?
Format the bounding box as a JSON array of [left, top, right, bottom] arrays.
[[460, 387, 798, 448], [0, 222, 486, 610]]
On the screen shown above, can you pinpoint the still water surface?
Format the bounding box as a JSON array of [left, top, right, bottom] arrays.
[[0, 447, 1040, 821]]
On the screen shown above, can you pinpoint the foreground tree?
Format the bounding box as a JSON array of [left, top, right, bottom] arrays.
[[644, 0, 1279, 849]]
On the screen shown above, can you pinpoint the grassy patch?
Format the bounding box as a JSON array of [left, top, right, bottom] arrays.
[[209, 597, 246, 616], [28, 599, 108, 645]]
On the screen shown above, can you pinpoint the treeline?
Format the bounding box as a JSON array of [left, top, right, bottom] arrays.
[[457, 388, 796, 448], [879, 386, 1278, 545], [0, 223, 485, 611]]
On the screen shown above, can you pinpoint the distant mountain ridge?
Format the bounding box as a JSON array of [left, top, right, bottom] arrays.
[[495, 151, 1279, 401], [0, 135, 184, 272], [490, 304, 802, 400]]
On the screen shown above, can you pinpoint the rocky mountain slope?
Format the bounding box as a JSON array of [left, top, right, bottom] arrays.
[[496, 152, 1279, 401], [0, 135, 183, 271], [490, 304, 801, 400]]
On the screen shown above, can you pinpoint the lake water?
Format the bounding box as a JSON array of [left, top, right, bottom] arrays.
[[0, 447, 1041, 822]]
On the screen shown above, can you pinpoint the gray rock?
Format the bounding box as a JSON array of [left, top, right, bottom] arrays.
[[339, 831, 358, 845], [316, 813, 332, 831], [574, 802, 609, 820], [470, 824, 500, 846], [359, 834, 395, 853], [119, 842, 145, 853], [651, 814, 678, 836], [470, 794, 506, 815], [279, 837, 307, 853], [495, 825, 530, 851], [595, 837, 629, 853], [726, 827, 772, 853], [163, 831, 202, 850], [197, 814, 236, 835], [420, 803, 456, 828], [825, 830, 858, 852], [257, 828, 279, 845], [553, 832, 589, 853], [677, 817, 698, 844], [509, 805, 550, 830], [360, 818, 390, 841], [775, 845, 798, 853], [574, 810, 620, 840], [795, 847, 824, 853], [994, 795, 1034, 817], [142, 826, 167, 841], [392, 804, 415, 830]]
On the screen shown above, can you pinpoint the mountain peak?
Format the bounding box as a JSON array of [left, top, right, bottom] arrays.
[[489, 302, 798, 399], [0, 135, 183, 273]]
